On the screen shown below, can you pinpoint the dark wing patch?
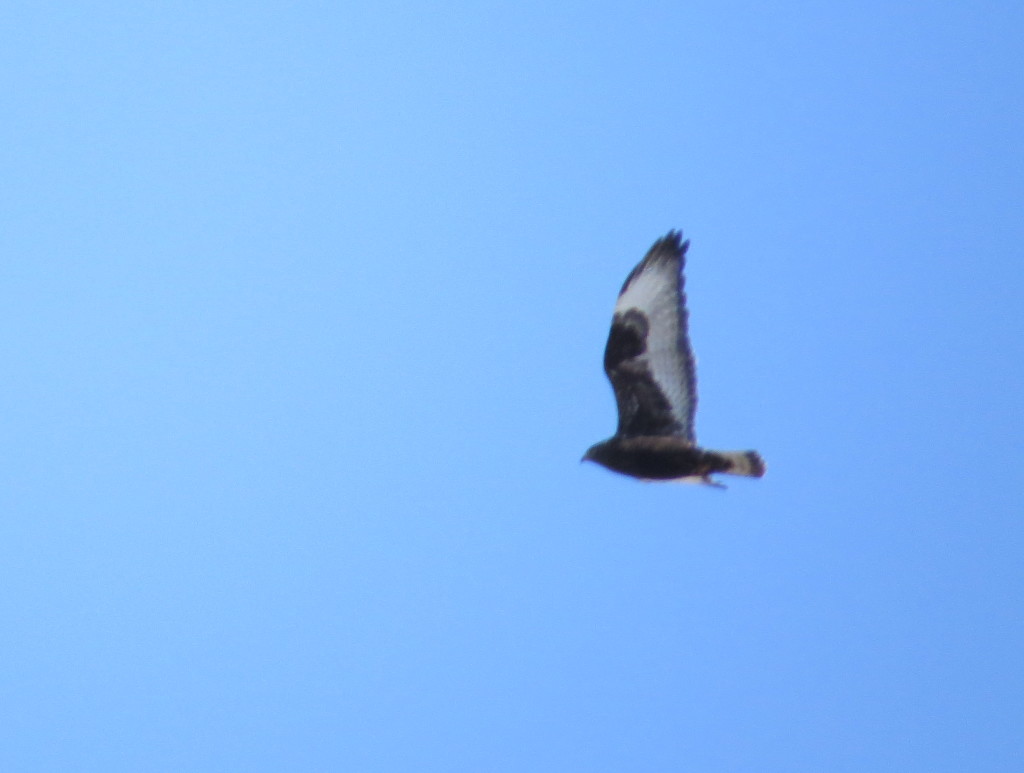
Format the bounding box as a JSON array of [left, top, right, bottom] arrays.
[[603, 308, 648, 370], [603, 231, 698, 441], [604, 309, 680, 437]]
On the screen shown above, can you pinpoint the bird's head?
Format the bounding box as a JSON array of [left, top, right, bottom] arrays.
[[581, 440, 611, 466]]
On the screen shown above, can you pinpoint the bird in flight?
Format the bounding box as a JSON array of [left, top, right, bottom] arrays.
[[583, 231, 765, 487]]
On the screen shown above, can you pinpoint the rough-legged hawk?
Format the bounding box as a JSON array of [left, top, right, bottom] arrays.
[[583, 231, 765, 487]]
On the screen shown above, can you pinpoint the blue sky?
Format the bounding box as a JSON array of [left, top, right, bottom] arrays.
[[2, 2, 1022, 770]]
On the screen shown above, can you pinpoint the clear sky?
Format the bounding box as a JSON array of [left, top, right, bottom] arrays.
[[2, 2, 1022, 770]]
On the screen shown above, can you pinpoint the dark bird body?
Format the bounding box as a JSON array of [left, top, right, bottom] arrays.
[[583, 231, 765, 486]]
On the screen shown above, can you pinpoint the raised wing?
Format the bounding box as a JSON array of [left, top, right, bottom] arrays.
[[602, 231, 698, 441]]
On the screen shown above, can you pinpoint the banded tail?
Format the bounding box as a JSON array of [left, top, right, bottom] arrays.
[[714, 450, 766, 478]]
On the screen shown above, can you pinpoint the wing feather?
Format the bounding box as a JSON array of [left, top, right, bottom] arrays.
[[602, 231, 698, 441]]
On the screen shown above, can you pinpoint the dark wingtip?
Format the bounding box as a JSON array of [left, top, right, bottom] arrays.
[[652, 230, 689, 258], [618, 229, 691, 295]]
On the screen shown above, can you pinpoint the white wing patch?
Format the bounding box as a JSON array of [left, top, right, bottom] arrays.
[[614, 255, 696, 442]]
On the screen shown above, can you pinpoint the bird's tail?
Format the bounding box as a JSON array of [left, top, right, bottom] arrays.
[[712, 450, 766, 478]]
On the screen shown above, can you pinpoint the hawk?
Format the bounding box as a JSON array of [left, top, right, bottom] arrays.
[[583, 231, 765, 487]]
